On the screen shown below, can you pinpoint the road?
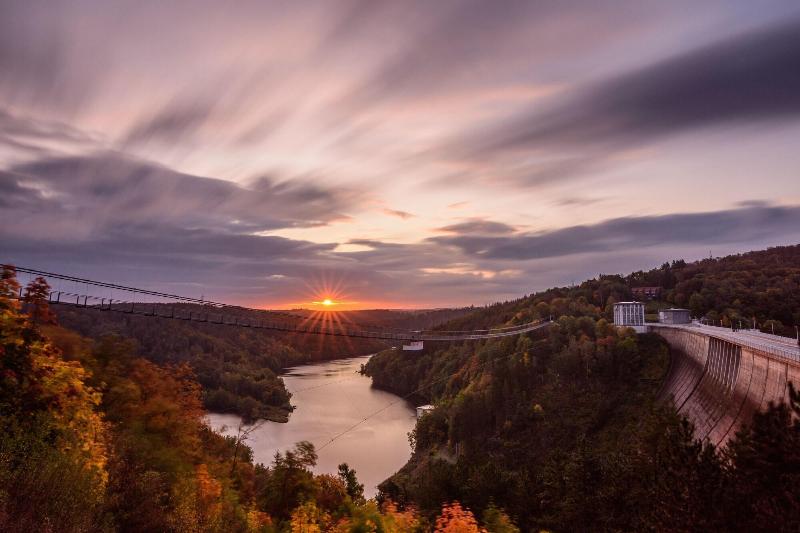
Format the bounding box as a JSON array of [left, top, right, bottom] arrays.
[[652, 322, 800, 363]]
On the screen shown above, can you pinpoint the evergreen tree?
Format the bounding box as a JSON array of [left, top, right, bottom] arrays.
[[338, 462, 365, 504]]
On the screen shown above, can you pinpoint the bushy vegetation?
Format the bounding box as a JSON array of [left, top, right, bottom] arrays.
[[368, 309, 674, 530], [2, 267, 266, 531], [502, 244, 800, 335], [1, 267, 516, 532], [4, 244, 800, 531], [656, 245, 800, 334], [366, 248, 800, 531], [54, 307, 344, 423], [55, 304, 469, 423]]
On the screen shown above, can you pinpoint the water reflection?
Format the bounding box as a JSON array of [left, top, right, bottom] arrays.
[[207, 355, 416, 497]]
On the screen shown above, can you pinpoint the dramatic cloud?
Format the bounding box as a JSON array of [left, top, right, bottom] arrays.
[[460, 17, 800, 158], [4, 165, 800, 305], [0, 2, 92, 111], [338, 0, 685, 110], [436, 219, 518, 235], [382, 208, 415, 220], [0, 107, 100, 158], [2, 152, 361, 238], [123, 100, 219, 145], [430, 205, 800, 261], [1, 1, 799, 306], [0, 171, 51, 209]]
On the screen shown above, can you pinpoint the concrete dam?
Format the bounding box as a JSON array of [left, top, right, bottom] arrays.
[[653, 324, 800, 447]]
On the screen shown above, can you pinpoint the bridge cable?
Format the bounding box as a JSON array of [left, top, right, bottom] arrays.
[[4, 263, 549, 340], [316, 346, 532, 451], [286, 374, 363, 395]]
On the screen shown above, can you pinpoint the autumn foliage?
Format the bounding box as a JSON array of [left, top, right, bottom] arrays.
[[0, 268, 261, 531], [1, 267, 522, 532], [434, 502, 483, 532]]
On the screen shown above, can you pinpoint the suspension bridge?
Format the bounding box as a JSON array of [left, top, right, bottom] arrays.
[[3, 265, 551, 343]]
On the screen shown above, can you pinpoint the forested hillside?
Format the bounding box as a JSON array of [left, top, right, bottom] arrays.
[[488, 244, 800, 336], [0, 267, 515, 532], [3, 245, 799, 531], [640, 244, 800, 334], [55, 305, 469, 423], [365, 245, 800, 531], [434, 244, 800, 339]]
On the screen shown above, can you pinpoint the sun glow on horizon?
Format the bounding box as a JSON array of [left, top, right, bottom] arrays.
[[302, 273, 357, 310], [306, 297, 370, 310]]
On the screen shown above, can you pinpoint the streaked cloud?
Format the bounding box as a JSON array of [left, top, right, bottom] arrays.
[[382, 208, 415, 220], [1, 1, 799, 306], [436, 219, 518, 236], [457, 18, 800, 163], [430, 205, 800, 261], [2, 152, 363, 239]]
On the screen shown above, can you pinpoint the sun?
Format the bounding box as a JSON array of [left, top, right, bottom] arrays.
[[303, 274, 358, 309], [312, 297, 338, 308]]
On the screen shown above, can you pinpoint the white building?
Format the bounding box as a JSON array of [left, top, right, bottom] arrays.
[[416, 404, 435, 419], [659, 308, 691, 324], [403, 341, 424, 351], [613, 301, 645, 330]]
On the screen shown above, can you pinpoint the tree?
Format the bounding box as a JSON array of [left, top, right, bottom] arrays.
[[380, 499, 422, 532], [721, 383, 800, 531], [315, 474, 348, 513], [260, 441, 319, 520], [289, 500, 327, 533], [22, 276, 57, 325], [338, 463, 365, 504], [0, 265, 20, 302], [481, 504, 519, 533], [688, 292, 704, 317], [230, 420, 265, 476], [0, 269, 108, 532], [435, 502, 484, 532]]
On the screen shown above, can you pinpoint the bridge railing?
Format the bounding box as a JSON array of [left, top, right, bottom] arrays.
[[6, 286, 552, 342]]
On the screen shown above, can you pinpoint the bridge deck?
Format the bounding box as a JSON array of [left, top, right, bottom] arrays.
[[4, 265, 552, 342], [20, 290, 552, 341]]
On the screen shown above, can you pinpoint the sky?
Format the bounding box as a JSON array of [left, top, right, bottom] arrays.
[[2, 0, 800, 309]]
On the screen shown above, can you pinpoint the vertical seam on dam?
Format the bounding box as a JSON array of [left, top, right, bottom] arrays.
[[718, 347, 753, 445], [676, 342, 708, 413]]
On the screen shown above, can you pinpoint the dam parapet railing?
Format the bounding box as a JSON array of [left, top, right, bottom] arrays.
[[649, 323, 800, 365]]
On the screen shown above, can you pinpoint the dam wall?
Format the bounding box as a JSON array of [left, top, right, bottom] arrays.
[[652, 325, 800, 448]]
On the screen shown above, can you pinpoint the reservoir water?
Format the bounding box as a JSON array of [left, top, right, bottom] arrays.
[[207, 355, 416, 498]]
